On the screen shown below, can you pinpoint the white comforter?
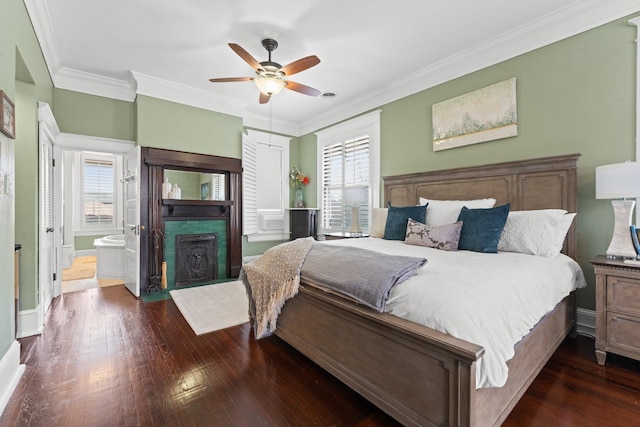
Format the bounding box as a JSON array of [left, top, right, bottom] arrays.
[[321, 238, 586, 388]]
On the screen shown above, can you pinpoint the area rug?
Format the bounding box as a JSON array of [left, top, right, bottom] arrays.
[[170, 281, 249, 335], [62, 256, 96, 281]]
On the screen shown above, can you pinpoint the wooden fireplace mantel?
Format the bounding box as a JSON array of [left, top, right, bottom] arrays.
[[140, 147, 243, 294], [162, 199, 234, 216]]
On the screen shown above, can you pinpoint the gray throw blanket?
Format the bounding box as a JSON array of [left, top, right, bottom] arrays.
[[301, 243, 427, 312]]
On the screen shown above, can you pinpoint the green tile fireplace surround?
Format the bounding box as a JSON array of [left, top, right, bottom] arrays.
[[164, 220, 228, 291]]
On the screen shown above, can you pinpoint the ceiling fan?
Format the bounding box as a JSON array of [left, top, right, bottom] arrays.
[[209, 38, 321, 104]]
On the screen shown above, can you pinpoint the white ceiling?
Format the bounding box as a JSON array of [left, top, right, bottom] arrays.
[[26, 0, 640, 136]]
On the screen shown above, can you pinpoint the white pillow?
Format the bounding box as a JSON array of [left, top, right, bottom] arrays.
[[369, 207, 388, 238], [497, 209, 574, 257], [418, 197, 496, 227], [544, 212, 576, 257]]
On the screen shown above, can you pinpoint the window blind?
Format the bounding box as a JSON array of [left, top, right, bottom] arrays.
[[321, 135, 370, 232], [83, 158, 114, 226]]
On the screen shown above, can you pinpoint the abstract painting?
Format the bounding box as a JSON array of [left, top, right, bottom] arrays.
[[432, 78, 517, 151]]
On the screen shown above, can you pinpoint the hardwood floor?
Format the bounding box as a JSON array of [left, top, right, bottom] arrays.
[[2, 286, 639, 426]]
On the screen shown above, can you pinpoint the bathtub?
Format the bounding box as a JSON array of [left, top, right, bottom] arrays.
[[94, 234, 125, 279]]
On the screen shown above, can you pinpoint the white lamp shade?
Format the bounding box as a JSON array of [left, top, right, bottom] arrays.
[[344, 187, 368, 205], [255, 77, 285, 96], [596, 161, 640, 199]]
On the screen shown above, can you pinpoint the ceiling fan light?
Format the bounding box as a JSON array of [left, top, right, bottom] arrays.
[[255, 77, 285, 96]]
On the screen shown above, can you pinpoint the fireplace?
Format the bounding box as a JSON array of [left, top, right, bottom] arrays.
[[140, 148, 243, 294], [175, 233, 218, 287]]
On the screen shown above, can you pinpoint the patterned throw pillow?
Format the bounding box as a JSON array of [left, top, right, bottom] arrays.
[[497, 209, 568, 256], [404, 218, 463, 251]]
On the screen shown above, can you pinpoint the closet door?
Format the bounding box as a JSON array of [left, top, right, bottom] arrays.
[[39, 127, 55, 314]]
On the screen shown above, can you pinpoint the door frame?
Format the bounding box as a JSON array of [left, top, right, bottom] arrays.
[[55, 134, 136, 291], [37, 103, 61, 324]]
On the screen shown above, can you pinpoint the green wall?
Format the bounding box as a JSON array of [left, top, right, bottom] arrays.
[[74, 235, 109, 251], [14, 81, 40, 312], [54, 89, 136, 141], [136, 95, 242, 158], [301, 15, 639, 311], [0, 0, 54, 358]]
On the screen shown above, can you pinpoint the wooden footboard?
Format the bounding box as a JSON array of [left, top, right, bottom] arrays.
[[276, 286, 575, 427], [276, 284, 484, 426]]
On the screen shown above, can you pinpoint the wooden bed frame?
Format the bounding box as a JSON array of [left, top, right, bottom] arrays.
[[275, 153, 581, 427]]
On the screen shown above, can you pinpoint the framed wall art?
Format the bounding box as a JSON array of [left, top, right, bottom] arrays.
[[432, 78, 517, 151], [0, 90, 16, 139]]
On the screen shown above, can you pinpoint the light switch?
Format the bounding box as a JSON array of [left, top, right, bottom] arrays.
[[4, 174, 12, 195]]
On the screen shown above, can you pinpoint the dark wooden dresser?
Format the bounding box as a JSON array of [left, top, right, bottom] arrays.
[[289, 208, 318, 240]]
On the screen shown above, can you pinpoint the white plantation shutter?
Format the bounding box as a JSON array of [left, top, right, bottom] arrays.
[[211, 174, 225, 200], [242, 130, 291, 241], [242, 133, 258, 235], [83, 158, 115, 226], [322, 142, 344, 230], [41, 140, 54, 231], [316, 110, 381, 235], [321, 136, 370, 232]]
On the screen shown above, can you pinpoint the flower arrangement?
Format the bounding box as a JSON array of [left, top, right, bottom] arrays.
[[289, 165, 310, 188]]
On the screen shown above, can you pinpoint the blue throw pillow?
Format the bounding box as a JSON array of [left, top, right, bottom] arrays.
[[383, 203, 427, 240], [457, 203, 510, 253]]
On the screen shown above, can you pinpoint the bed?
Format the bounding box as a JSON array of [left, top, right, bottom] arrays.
[[273, 153, 582, 427]]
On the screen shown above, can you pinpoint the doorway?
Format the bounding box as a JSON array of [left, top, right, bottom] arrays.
[[55, 135, 137, 296]]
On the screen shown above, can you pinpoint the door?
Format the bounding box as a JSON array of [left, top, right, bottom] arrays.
[[39, 127, 55, 314], [124, 145, 141, 297]]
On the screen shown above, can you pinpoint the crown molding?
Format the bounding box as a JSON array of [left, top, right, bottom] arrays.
[[242, 111, 300, 137], [25, 0, 640, 137], [54, 67, 137, 101], [24, 0, 61, 81], [298, 0, 640, 135], [131, 72, 250, 116]]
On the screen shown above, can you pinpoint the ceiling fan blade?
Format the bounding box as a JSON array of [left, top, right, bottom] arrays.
[[280, 56, 320, 76], [259, 92, 271, 104], [209, 77, 253, 83], [284, 81, 321, 97], [228, 43, 262, 70]]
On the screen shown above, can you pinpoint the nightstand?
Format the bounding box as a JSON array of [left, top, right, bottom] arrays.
[[324, 232, 370, 240], [591, 255, 640, 365]]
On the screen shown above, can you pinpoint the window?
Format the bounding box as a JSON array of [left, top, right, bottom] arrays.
[[242, 129, 290, 242], [73, 152, 124, 235], [83, 158, 114, 226], [211, 173, 225, 200], [316, 110, 381, 234], [321, 136, 370, 232]]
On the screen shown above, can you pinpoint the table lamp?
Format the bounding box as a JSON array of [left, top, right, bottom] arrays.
[[344, 187, 367, 234], [596, 161, 640, 259]]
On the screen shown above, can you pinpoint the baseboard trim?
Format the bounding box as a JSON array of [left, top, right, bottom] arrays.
[[0, 341, 25, 417], [17, 305, 43, 339], [75, 249, 96, 257], [576, 308, 596, 339]]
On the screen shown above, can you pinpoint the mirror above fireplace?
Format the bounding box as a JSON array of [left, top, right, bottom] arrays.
[[164, 170, 226, 201]]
